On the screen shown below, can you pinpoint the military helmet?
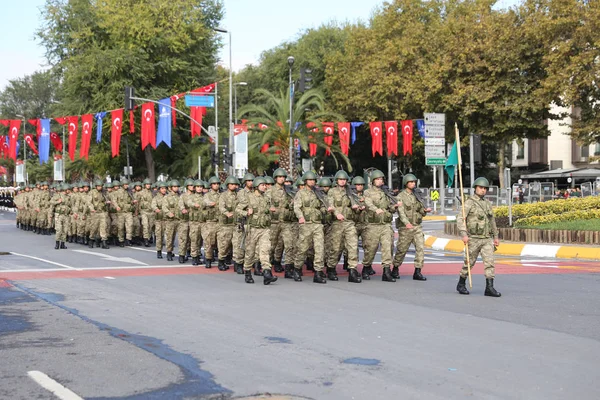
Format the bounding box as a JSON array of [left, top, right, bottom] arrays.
[[194, 179, 203, 187], [184, 178, 195, 187], [272, 168, 287, 178], [158, 181, 167, 188], [264, 176, 274, 185], [62, 183, 70, 191], [318, 177, 332, 187], [143, 178, 151, 185], [134, 181, 142, 187], [208, 176, 220, 185], [112, 180, 121, 187], [105, 182, 113, 188], [402, 173, 417, 187], [94, 179, 103, 186], [81, 181, 90, 187], [170, 179, 180, 187], [225, 176, 240, 185], [121, 178, 130, 185], [242, 172, 255, 182], [302, 171, 317, 181], [370, 169, 385, 180], [253, 177, 266, 188], [41, 181, 48, 186], [334, 170, 350, 181], [473, 177, 490, 188], [295, 177, 305, 186], [352, 176, 366, 185], [285, 175, 294, 183]]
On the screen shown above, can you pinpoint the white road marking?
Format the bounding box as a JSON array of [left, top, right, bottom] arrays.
[[72, 249, 148, 266], [27, 370, 83, 400], [10, 252, 79, 270], [128, 247, 157, 253], [0, 264, 188, 273], [104, 276, 116, 279], [522, 263, 559, 268]]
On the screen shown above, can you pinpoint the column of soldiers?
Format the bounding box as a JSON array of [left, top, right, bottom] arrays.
[[12, 171, 501, 296]]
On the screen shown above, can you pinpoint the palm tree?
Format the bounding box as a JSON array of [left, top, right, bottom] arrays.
[[238, 88, 351, 174]]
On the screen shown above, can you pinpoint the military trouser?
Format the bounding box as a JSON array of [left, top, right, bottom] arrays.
[[54, 213, 69, 242], [116, 212, 134, 241], [244, 227, 271, 271], [323, 222, 332, 263], [327, 220, 359, 270], [393, 224, 425, 269], [133, 214, 142, 238], [363, 223, 393, 267], [69, 215, 78, 236], [36, 210, 47, 229], [232, 224, 245, 264], [346, 222, 367, 262], [90, 212, 108, 241], [154, 219, 164, 250], [202, 221, 218, 261], [271, 221, 295, 264], [109, 213, 118, 237], [164, 219, 179, 253], [460, 237, 495, 279], [189, 221, 202, 257], [77, 214, 88, 237], [217, 224, 234, 260], [141, 212, 155, 240], [177, 221, 189, 256], [294, 222, 324, 272]]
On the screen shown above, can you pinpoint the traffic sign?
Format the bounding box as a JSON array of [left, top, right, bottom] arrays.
[[185, 94, 215, 108], [424, 125, 445, 137], [426, 158, 447, 166], [425, 146, 446, 157], [424, 113, 445, 125], [425, 137, 445, 146], [208, 125, 217, 142], [430, 190, 440, 201]]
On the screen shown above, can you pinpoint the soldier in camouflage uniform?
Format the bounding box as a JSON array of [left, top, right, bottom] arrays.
[[350, 176, 367, 269], [36, 182, 51, 235], [136, 179, 155, 247], [175, 179, 195, 263], [151, 182, 168, 259], [162, 180, 181, 261], [235, 177, 278, 285], [187, 180, 205, 266], [217, 176, 239, 271], [363, 169, 400, 282], [110, 181, 130, 246], [88, 179, 110, 249], [267, 168, 295, 274], [120, 179, 135, 245], [326, 171, 362, 283], [51, 184, 71, 249], [392, 174, 432, 281], [318, 177, 333, 270], [202, 176, 221, 269], [293, 171, 327, 284], [131, 182, 143, 244], [233, 173, 254, 272], [78, 182, 91, 245], [456, 177, 501, 297]]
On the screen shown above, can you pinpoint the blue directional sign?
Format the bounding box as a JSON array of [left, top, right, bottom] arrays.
[[185, 94, 215, 108]]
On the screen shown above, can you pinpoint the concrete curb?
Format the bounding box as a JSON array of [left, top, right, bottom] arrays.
[[424, 234, 600, 261], [423, 215, 456, 221]]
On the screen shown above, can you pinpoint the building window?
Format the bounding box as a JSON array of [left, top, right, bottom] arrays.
[[516, 142, 525, 159], [594, 143, 600, 156]]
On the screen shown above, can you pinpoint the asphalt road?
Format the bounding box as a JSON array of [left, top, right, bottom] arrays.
[[1, 210, 599, 400]]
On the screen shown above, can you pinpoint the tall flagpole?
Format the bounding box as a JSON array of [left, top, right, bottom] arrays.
[[455, 123, 472, 288]]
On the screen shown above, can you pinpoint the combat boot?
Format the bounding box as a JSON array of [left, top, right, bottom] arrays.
[[101, 240, 110, 249], [305, 257, 314, 271], [54, 241, 60, 250], [178, 255, 185, 264], [60, 242, 67, 249], [485, 278, 501, 297], [125, 239, 131, 246], [382, 266, 396, 282], [273, 260, 284, 273], [205, 260, 212, 269], [253, 262, 263, 276], [95, 238, 101, 248], [143, 238, 150, 247], [245, 269, 254, 284], [263, 269, 278, 285], [413, 268, 427, 281], [88, 239, 94, 248], [157, 250, 163, 259], [456, 276, 469, 295], [361, 265, 371, 280], [218, 259, 227, 271], [234, 263, 243, 274], [313, 270, 327, 284], [343, 255, 349, 271], [78, 236, 84, 244], [348, 268, 362, 283], [326, 267, 339, 281], [368, 265, 376, 275], [192, 256, 200, 266], [391, 266, 400, 279], [119, 241, 125, 247], [284, 265, 294, 279], [293, 268, 303, 282], [166, 252, 174, 261], [84, 237, 89, 246]]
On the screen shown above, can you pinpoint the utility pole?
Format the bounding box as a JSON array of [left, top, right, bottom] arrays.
[[288, 56, 295, 176]]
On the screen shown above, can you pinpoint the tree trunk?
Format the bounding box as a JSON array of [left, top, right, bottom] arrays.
[[497, 141, 505, 189], [144, 146, 155, 182], [279, 148, 291, 177]]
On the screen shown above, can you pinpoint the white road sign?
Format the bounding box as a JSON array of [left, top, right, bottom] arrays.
[[425, 146, 446, 157], [424, 113, 446, 126], [424, 125, 445, 137], [425, 138, 445, 146]]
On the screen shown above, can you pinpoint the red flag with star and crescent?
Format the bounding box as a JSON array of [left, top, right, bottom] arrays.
[[67, 116, 79, 161], [28, 119, 42, 138], [50, 132, 63, 152], [401, 120, 413, 155], [323, 122, 334, 156], [0, 135, 7, 159], [8, 120, 20, 161], [141, 103, 156, 149], [24, 133, 38, 155], [337, 122, 350, 155], [79, 114, 93, 160], [369, 121, 383, 157], [111, 109, 123, 158], [385, 121, 398, 156], [307, 122, 318, 156]]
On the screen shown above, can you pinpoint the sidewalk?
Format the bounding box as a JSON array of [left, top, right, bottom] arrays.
[[424, 233, 600, 261]]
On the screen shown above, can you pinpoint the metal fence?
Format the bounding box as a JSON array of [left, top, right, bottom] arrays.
[[581, 182, 592, 197]]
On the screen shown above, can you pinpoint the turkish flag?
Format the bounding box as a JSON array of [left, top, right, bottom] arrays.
[[8, 120, 20, 161], [55, 117, 68, 125], [338, 122, 350, 155], [25, 133, 38, 155], [130, 110, 135, 134], [28, 119, 42, 138], [0, 136, 6, 159], [401, 120, 413, 155], [233, 124, 248, 135], [323, 122, 334, 156], [170, 92, 184, 127], [0, 120, 8, 127], [307, 122, 319, 156], [369, 121, 383, 157], [192, 83, 215, 94], [190, 107, 206, 137], [385, 121, 398, 156], [79, 114, 93, 160], [141, 103, 156, 150], [50, 132, 63, 152], [67, 116, 79, 161], [111, 109, 123, 158]]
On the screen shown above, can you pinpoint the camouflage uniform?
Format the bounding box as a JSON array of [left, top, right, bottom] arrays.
[[36, 187, 51, 233], [293, 187, 325, 273], [233, 186, 253, 265], [326, 185, 359, 272], [68, 187, 81, 240], [78, 186, 91, 241], [162, 189, 181, 257], [236, 189, 272, 272], [363, 186, 395, 269], [112, 187, 134, 243], [202, 188, 220, 264], [151, 188, 167, 255], [267, 183, 296, 268], [88, 186, 109, 242], [177, 190, 192, 259], [136, 187, 155, 243], [51, 189, 71, 244], [393, 189, 427, 270], [217, 189, 237, 264], [186, 187, 204, 263]]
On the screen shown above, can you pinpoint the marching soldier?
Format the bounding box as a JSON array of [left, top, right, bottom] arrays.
[[233, 173, 254, 272], [187, 180, 205, 266], [392, 174, 431, 281], [363, 169, 400, 282], [176, 179, 195, 263], [79, 182, 91, 245], [326, 170, 362, 283], [293, 171, 327, 284], [351, 176, 367, 269], [51, 183, 70, 249], [151, 181, 168, 259], [267, 168, 294, 274], [120, 178, 135, 245], [88, 179, 110, 249], [36, 182, 51, 235], [456, 177, 501, 297], [202, 176, 221, 269], [162, 180, 181, 261], [136, 179, 155, 247], [217, 176, 239, 271], [235, 177, 278, 285]]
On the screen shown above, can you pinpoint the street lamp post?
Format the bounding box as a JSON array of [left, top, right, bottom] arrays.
[[214, 27, 233, 174], [234, 82, 247, 123], [287, 56, 295, 176], [16, 114, 26, 185]]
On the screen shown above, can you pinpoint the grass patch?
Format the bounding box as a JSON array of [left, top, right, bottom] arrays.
[[519, 219, 600, 231]]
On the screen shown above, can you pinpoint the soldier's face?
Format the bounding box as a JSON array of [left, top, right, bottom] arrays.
[[160, 187, 167, 194], [195, 186, 202, 193], [187, 185, 194, 192], [228, 184, 236, 191], [172, 186, 180, 192], [475, 186, 487, 196], [373, 177, 384, 187], [406, 181, 416, 190], [203, 188, 209, 193], [123, 185, 129, 190], [245, 181, 253, 189], [145, 184, 151, 190], [96, 186, 103, 191], [306, 179, 316, 187], [276, 176, 285, 185], [355, 184, 364, 192], [323, 187, 329, 193], [337, 179, 347, 187], [211, 183, 219, 191], [258, 183, 267, 193], [84, 186, 90, 192]]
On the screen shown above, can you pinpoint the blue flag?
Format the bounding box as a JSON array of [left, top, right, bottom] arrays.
[[416, 119, 426, 138], [95, 112, 107, 143], [156, 98, 172, 148], [350, 122, 364, 144], [38, 119, 51, 164]]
